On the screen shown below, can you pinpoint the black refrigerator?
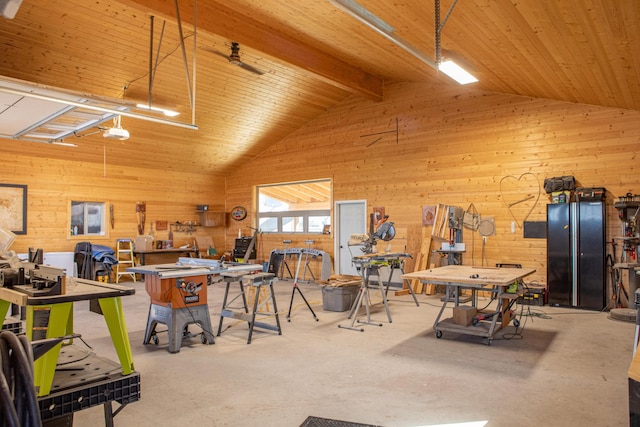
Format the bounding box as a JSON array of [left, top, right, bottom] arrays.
[[547, 201, 606, 310]]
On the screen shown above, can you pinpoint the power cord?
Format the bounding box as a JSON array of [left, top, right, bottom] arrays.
[[177, 280, 217, 343], [500, 283, 528, 340], [0, 331, 42, 427]]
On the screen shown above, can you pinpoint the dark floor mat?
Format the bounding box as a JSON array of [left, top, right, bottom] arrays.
[[300, 416, 383, 427]]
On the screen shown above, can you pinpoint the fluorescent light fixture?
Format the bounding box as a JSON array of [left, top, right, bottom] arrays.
[[329, 0, 436, 69], [0, 0, 22, 19], [328, 0, 395, 34], [438, 60, 478, 85], [0, 76, 197, 136], [136, 103, 180, 117], [47, 140, 78, 147], [330, 0, 479, 85]]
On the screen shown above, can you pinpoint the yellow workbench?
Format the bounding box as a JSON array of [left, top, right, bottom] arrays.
[[0, 278, 135, 397]]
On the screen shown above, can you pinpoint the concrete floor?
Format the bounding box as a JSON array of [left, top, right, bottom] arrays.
[[69, 278, 634, 427]]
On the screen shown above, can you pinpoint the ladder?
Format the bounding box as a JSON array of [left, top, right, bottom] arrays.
[[115, 238, 136, 283]]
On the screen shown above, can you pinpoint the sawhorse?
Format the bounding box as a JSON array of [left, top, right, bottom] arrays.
[[218, 272, 282, 344]]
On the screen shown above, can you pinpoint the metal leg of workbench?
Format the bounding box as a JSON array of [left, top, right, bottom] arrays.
[[433, 285, 451, 331], [104, 401, 115, 427], [247, 280, 282, 344], [98, 296, 135, 375], [384, 263, 419, 307], [488, 295, 504, 338], [375, 273, 392, 323], [217, 279, 249, 336], [339, 284, 367, 332], [268, 281, 282, 335], [28, 302, 73, 397], [364, 265, 392, 323], [0, 299, 9, 323]]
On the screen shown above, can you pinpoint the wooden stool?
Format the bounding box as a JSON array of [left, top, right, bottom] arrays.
[[246, 286, 271, 313]]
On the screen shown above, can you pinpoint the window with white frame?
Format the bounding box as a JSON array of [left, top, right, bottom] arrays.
[[70, 201, 107, 237], [257, 179, 331, 234]]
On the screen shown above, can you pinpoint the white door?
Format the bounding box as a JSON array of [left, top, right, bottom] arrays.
[[335, 200, 367, 275]]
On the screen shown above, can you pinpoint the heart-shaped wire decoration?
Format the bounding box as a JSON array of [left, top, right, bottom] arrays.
[[499, 173, 541, 228]]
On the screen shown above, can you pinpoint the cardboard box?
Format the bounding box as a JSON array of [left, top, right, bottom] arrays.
[[452, 306, 477, 326], [134, 235, 154, 251]]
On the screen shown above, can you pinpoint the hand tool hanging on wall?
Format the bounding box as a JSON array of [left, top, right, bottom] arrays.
[[499, 173, 541, 228], [110, 204, 115, 229], [136, 202, 146, 235]]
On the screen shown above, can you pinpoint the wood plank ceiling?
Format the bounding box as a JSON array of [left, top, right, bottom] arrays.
[[0, 0, 638, 175]]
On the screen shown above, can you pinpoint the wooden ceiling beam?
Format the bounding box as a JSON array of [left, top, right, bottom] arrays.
[[120, 0, 383, 101]]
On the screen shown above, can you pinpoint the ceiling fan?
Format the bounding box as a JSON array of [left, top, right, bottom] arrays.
[[207, 42, 265, 76]]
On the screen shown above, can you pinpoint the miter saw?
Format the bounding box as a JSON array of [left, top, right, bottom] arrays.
[[348, 217, 396, 254]]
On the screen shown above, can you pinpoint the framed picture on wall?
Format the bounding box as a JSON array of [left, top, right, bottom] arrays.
[[422, 205, 436, 226], [0, 183, 27, 234]]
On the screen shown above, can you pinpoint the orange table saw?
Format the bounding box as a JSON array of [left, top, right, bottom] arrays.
[[129, 260, 262, 353]]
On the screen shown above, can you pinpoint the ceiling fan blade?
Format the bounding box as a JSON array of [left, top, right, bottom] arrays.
[[202, 47, 230, 60], [238, 62, 265, 76], [203, 43, 265, 75]]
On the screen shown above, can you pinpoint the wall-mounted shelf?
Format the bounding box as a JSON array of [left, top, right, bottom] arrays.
[[198, 211, 226, 227], [171, 222, 199, 234]]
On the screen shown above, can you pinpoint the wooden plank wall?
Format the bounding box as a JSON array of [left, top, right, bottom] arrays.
[[225, 82, 640, 286], [3, 81, 639, 287], [1, 154, 227, 255]]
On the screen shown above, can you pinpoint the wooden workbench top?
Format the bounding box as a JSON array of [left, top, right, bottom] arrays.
[[0, 278, 135, 306], [403, 265, 536, 287]]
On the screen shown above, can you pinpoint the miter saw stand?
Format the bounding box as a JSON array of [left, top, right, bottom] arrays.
[[339, 220, 402, 331]]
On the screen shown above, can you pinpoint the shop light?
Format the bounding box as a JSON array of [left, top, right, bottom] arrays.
[[437, 60, 478, 85], [135, 103, 180, 117]]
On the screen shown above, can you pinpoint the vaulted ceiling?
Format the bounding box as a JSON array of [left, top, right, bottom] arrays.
[[0, 0, 638, 175]]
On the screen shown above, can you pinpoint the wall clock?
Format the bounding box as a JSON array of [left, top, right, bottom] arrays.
[[230, 206, 247, 221]]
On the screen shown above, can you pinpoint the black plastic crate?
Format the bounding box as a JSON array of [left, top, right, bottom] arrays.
[[1, 316, 22, 334], [39, 372, 140, 421], [38, 345, 140, 421]]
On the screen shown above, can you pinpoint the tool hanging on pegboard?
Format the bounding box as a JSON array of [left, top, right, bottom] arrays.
[[136, 201, 146, 235]]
